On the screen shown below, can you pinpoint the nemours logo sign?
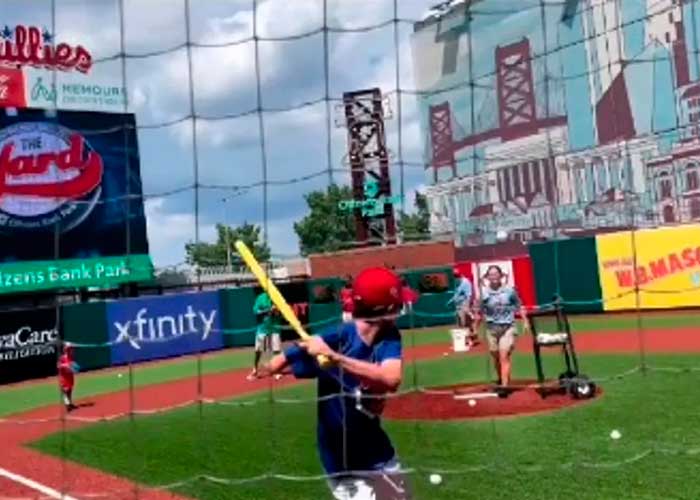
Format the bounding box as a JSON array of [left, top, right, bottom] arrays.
[[30, 76, 128, 111], [0, 324, 58, 361], [0, 121, 104, 232], [0, 25, 92, 73]]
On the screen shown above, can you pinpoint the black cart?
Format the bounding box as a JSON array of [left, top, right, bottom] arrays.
[[527, 301, 596, 399]]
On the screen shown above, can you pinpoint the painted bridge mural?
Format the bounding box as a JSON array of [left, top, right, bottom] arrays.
[[411, 0, 700, 245]]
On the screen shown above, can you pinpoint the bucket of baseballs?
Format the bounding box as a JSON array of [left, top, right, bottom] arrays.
[[450, 329, 469, 352]]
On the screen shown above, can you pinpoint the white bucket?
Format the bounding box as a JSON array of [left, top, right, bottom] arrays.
[[450, 329, 469, 352]]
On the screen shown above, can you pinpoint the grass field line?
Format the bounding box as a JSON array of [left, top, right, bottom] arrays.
[[0, 466, 81, 500]]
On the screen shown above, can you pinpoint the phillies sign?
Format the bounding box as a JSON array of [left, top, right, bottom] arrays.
[[0, 122, 103, 232], [0, 25, 92, 73]]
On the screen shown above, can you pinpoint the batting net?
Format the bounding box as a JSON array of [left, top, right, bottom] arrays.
[[1, 0, 700, 499]]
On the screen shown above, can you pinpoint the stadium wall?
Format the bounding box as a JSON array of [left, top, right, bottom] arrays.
[[308, 241, 454, 278], [528, 223, 700, 313], [10, 223, 698, 384]]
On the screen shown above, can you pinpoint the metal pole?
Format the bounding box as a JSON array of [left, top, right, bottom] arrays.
[[222, 197, 232, 272]]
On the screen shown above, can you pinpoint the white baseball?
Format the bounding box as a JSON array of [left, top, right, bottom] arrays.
[[429, 473, 442, 485], [468, 399, 476, 407], [117, 373, 123, 379], [610, 429, 621, 440]]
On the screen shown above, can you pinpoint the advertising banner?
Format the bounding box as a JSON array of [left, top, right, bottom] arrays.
[[24, 68, 129, 113], [0, 306, 59, 384], [596, 225, 700, 310], [0, 108, 151, 292], [107, 292, 224, 365], [0, 67, 27, 108], [0, 255, 153, 294]]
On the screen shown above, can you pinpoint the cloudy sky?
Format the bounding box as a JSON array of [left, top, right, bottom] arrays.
[[5, 0, 438, 267]]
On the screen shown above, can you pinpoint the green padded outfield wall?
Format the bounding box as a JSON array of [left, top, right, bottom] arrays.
[[61, 302, 111, 371], [528, 238, 603, 313], [219, 287, 257, 347], [308, 278, 343, 333], [400, 267, 454, 328]]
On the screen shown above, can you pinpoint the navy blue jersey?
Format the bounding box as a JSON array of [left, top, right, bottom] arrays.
[[284, 321, 402, 475]]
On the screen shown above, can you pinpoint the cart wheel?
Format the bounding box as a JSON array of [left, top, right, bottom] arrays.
[[558, 371, 576, 388], [569, 377, 596, 399]]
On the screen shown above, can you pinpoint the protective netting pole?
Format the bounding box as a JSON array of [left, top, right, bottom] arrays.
[[597, 0, 648, 373], [323, 0, 334, 186], [393, 0, 406, 215], [251, 0, 280, 485]]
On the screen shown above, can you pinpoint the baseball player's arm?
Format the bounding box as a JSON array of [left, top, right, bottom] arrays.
[[259, 339, 327, 379], [300, 336, 402, 392]]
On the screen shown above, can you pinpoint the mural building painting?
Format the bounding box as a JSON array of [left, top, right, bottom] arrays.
[[411, 0, 700, 245]]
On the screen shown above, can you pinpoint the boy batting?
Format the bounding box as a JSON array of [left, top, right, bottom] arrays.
[[257, 267, 411, 500]]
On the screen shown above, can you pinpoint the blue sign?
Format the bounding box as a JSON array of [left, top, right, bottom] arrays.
[[107, 291, 223, 364]]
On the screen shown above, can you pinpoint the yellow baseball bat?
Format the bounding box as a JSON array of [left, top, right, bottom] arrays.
[[234, 240, 333, 369]]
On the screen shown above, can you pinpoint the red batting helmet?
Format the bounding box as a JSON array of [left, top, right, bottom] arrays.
[[352, 267, 404, 320]]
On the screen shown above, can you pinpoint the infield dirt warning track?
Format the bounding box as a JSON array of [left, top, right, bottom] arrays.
[[0, 328, 698, 500]]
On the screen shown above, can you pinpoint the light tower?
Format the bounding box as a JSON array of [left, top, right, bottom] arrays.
[[341, 88, 397, 245]]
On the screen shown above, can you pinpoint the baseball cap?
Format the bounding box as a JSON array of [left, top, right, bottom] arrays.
[[352, 267, 405, 320]]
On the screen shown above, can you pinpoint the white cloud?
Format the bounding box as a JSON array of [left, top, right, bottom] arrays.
[[145, 198, 216, 267]]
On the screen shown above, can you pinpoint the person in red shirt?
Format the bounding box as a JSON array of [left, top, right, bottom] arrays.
[[57, 343, 79, 412], [340, 275, 354, 323]]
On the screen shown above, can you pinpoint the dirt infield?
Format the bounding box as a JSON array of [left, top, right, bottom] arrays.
[[383, 381, 601, 421], [0, 328, 698, 499]]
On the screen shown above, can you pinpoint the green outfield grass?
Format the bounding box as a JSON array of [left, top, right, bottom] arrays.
[[1, 310, 698, 418], [33, 352, 700, 500]]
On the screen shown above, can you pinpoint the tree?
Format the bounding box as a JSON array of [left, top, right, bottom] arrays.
[[398, 192, 431, 241], [294, 184, 356, 255], [154, 269, 190, 287], [185, 222, 270, 268]]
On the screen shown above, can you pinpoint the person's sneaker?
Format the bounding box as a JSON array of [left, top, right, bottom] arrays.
[[495, 385, 511, 399], [246, 371, 258, 381]]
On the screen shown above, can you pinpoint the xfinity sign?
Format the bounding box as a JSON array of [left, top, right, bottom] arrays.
[[113, 306, 217, 347], [107, 292, 223, 364]]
